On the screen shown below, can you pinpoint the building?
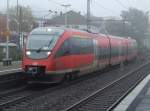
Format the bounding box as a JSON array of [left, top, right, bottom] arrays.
[[46, 11, 86, 27], [143, 33, 150, 49], [45, 10, 102, 33], [0, 14, 7, 40], [0, 42, 20, 61], [0, 14, 19, 45]]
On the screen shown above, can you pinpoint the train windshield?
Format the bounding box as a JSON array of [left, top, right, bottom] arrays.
[[27, 28, 64, 51], [27, 34, 56, 50]]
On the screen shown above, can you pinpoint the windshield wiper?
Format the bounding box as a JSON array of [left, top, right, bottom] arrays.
[[36, 39, 54, 53]]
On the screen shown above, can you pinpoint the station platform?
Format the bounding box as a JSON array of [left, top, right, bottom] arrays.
[[114, 74, 150, 111], [0, 61, 21, 75]]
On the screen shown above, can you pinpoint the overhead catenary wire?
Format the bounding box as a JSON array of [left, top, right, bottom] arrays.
[[48, 0, 82, 13], [48, 0, 63, 6], [124, 0, 132, 7], [93, 0, 113, 13], [114, 0, 128, 9]]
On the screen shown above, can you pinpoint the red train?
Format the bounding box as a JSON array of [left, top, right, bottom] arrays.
[[22, 27, 138, 83]]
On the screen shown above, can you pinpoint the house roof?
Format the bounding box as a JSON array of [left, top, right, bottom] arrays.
[[46, 10, 87, 25]]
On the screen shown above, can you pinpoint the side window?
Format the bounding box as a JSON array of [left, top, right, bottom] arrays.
[[98, 46, 101, 59], [111, 47, 114, 57], [111, 47, 119, 57], [97, 46, 109, 60], [69, 37, 94, 55], [55, 37, 94, 58], [55, 40, 69, 57], [69, 37, 81, 55]]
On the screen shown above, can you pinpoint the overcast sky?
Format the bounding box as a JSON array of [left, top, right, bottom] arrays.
[[0, 0, 150, 18]]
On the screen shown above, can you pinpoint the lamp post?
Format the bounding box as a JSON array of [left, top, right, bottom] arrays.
[[87, 0, 91, 31], [2, 0, 11, 65], [61, 4, 71, 27], [6, 0, 10, 60], [15, 0, 21, 50], [16, 0, 20, 35]]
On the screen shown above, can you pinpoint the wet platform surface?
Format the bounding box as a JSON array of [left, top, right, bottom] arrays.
[[0, 61, 21, 75], [114, 74, 150, 111]]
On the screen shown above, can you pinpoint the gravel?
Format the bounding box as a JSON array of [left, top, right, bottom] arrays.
[[4, 52, 150, 111]]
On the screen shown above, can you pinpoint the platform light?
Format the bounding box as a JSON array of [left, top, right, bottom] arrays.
[[26, 51, 31, 55]]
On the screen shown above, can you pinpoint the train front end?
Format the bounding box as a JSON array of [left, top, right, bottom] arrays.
[[22, 27, 64, 83]]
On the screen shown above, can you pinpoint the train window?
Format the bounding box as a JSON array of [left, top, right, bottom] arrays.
[[100, 47, 103, 59], [69, 37, 94, 55], [55, 40, 70, 57], [97, 46, 109, 60], [105, 47, 109, 59], [55, 37, 94, 58], [122, 46, 127, 56], [103, 48, 106, 59], [98, 46, 100, 59], [111, 47, 120, 57], [111, 47, 114, 57], [97, 46, 101, 59]]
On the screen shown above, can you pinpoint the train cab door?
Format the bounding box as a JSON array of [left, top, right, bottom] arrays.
[[93, 39, 99, 68], [54, 39, 73, 71]]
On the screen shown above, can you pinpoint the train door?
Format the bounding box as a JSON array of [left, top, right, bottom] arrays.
[[96, 39, 107, 70], [118, 41, 122, 63], [93, 39, 99, 68], [54, 39, 73, 71]]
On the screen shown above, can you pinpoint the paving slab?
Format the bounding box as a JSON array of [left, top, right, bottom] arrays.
[[0, 61, 21, 75], [114, 74, 150, 111]]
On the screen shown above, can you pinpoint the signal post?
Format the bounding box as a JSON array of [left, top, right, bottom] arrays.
[[2, 0, 12, 66]]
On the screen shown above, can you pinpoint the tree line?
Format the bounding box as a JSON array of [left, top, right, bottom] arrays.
[[104, 8, 149, 49], [1, 6, 149, 47]]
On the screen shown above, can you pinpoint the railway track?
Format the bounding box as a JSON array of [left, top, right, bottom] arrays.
[[0, 64, 121, 111], [0, 77, 26, 91], [0, 69, 26, 91], [0, 86, 29, 109], [1, 58, 150, 111], [0, 85, 52, 110], [64, 61, 150, 111]]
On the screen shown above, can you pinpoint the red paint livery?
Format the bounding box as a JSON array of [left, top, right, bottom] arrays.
[[22, 27, 138, 83]]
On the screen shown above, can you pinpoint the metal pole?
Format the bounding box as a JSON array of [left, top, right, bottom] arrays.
[[16, 0, 19, 35], [6, 0, 9, 60], [19, 6, 23, 50], [17, 0, 19, 17], [16, 0, 21, 50], [43, 10, 53, 27], [87, 0, 91, 31], [65, 10, 67, 26], [61, 4, 71, 27]]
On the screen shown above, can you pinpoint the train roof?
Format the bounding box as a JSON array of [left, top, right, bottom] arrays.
[[30, 27, 96, 35], [30, 27, 65, 35], [30, 27, 135, 41]]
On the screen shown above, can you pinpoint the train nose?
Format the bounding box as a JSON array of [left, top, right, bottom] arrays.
[[26, 66, 46, 77], [28, 67, 38, 74]]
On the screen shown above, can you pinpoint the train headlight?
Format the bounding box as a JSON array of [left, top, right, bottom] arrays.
[[47, 51, 51, 55], [26, 51, 31, 55]]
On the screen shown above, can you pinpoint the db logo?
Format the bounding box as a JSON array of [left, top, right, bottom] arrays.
[[33, 62, 38, 65]]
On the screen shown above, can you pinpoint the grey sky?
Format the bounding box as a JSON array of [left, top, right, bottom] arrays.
[[0, 0, 150, 18]]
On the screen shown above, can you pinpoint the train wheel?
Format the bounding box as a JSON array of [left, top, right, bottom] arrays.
[[73, 73, 79, 80], [65, 74, 72, 81], [65, 73, 78, 81], [70, 74, 75, 80]]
